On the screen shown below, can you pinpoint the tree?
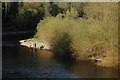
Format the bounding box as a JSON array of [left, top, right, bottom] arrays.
[[65, 7, 79, 19], [50, 2, 63, 16], [84, 2, 118, 23], [43, 2, 51, 18]]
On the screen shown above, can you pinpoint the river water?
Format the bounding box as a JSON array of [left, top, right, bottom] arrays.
[[2, 34, 118, 78]]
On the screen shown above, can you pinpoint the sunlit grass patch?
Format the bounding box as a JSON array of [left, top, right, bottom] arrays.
[[25, 38, 46, 43]]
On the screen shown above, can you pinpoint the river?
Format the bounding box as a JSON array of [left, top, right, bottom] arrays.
[[2, 33, 118, 78]]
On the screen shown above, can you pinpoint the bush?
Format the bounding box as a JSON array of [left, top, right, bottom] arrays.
[[35, 2, 118, 67]]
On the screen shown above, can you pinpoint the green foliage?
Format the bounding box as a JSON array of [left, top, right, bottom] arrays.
[[26, 38, 44, 43], [2, 2, 85, 31], [35, 3, 118, 66], [50, 3, 63, 16], [65, 7, 79, 19], [35, 17, 117, 55], [2, 2, 51, 31], [14, 2, 45, 30], [43, 2, 51, 18], [71, 2, 85, 17], [84, 2, 118, 23], [54, 2, 70, 12], [54, 2, 85, 17]]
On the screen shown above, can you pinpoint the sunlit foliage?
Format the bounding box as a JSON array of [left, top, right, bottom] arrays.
[[35, 2, 118, 67]]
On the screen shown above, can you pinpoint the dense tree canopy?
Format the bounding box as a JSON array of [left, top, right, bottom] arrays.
[[2, 2, 118, 32], [2, 2, 85, 31]]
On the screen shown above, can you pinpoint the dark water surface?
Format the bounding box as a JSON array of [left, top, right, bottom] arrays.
[[2, 34, 118, 78]]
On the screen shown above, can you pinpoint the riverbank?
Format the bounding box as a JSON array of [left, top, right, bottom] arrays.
[[4, 42, 118, 78], [19, 38, 118, 69], [19, 38, 51, 50], [20, 38, 102, 64]]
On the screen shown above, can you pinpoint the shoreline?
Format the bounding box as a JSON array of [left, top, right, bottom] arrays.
[[19, 38, 118, 70], [19, 39, 51, 50]]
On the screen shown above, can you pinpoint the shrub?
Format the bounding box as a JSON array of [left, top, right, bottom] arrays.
[[35, 2, 118, 67]]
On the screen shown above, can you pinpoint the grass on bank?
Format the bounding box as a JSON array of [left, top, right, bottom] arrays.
[[25, 38, 46, 43]]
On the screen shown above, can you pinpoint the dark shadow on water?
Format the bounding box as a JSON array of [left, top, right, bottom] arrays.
[[48, 32, 118, 78], [51, 51, 118, 78], [51, 32, 76, 69]]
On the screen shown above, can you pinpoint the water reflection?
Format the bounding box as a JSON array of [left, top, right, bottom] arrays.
[[51, 50, 118, 78], [3, 45, 118, 78], [68, 62, 118, 78]]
